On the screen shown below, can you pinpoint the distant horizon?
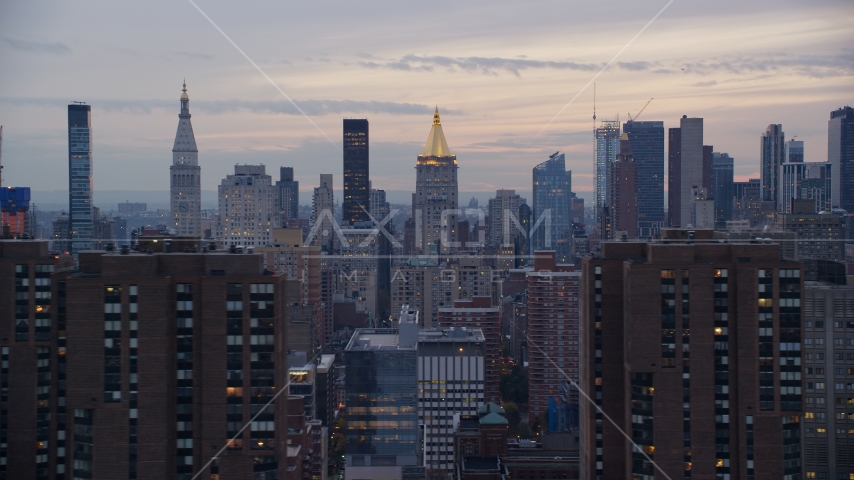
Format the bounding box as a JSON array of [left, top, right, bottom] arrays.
[[2, 1, 851, 198]]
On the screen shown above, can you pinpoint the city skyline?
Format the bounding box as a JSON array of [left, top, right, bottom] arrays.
[[1, 0, 851, 198]]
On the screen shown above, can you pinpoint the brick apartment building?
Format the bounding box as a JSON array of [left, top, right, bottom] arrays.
[[580, 229, 804, 480], [0, 239, 324, 480]]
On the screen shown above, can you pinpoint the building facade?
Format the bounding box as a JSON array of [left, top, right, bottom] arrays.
[[68, 104, 94, 254], [623, 120, 665, 239], [216, 165, 280, 247], [438, 297, 500, 403], [418, 323, 486, 474], [532, 152, 572, 262], [594, 120, 620, 224], [487, 189, 526, 247], [605, 133, 637, 240], [310, 174, 335, 252], [580, 231, 803, 480], [343, 119, 369, 226], [1, 239, 297, 479], [344, 322, 422, 480], [711, 152, 734, 224], [414, 108, 458, 255], [802, 279, 854, 480], [277, 166, 300, 221], [668, 117, 706, 228], [527, 251, 580, 424], [762, 124, 786, 206], [828, 107, 854, 211], [169, 82, 202, 238]]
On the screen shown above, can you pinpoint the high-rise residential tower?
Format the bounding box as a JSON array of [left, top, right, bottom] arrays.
[[623, 120, 664, 238], [414, 108, 458, 255], [786, 139, 804, 163], [216, 165, 280, 247], [605, 133, 638, 240], [343, 119, 369, 225], [310, 174, 335, 252], [594, 120, 620, 223], [276, 166, 299, 221], [527, 252, 580, 424], [828, 106, 854, 211], [580, 231, 803, 480], [68, 103, 94, 253], [169, 82, 202, 238], [532, 152, 571, 262], [668, 116, 704, 227], [487, 189, 526, 247], [711, 152, 734, 223], [761, 124, 786, 205]]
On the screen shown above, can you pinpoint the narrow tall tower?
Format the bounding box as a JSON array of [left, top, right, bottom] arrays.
[[68, 103, 94, 253], [414, 108, 458, 255], [170, 81, 202, 237], [342, 119, 369, 225]]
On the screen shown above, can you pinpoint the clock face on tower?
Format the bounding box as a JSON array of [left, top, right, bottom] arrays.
[[179, 201, 189, 213]]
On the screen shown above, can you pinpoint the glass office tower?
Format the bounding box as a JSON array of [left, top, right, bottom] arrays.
[[623, 120, 664, 238], [532, 152, 571, 262], [343, 119, 370, 225], [68, 104, 93, 254], [345, 328, 420, 478]]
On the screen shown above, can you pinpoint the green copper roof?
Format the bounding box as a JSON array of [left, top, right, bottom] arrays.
[[403, 257, 438, 267], [479, 412, 509, 425], [477, 402, 505, 415]]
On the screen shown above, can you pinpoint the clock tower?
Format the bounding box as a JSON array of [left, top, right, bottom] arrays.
[[169, 81, 202, 237]]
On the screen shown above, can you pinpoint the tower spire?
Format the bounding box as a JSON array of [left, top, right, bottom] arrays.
[[180, 80, 189, 115], [433, 106, 441, 125]]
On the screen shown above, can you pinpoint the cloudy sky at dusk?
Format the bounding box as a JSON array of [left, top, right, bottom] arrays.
[[1, 0, 852, 205]]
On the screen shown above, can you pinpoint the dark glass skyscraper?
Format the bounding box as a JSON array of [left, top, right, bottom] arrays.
[[828, 106, 854, 211], [343, 119, 369, 225], [277, 166, 299, 220], [761, 124, 785, 205], [532, 152, 571, 262], [68, 104, 93, 254], [623, 121, 664, 238], [711, 152, 734, 224]]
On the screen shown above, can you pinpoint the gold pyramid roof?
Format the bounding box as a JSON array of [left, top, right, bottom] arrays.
[[422, 107, 452, 157]]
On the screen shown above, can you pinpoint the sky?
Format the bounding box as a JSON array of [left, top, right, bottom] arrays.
[[1, 0, 852, 206]]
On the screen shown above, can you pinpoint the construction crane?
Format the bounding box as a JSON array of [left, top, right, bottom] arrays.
[[627, 98, 654, 123]]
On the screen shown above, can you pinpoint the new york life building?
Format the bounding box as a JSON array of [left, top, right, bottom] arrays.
[[580, 229, 804, 480]]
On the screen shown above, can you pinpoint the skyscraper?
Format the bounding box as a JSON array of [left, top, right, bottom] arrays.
[[276, 166, 299, 221], [668, 116, 704, 227], [606, 133, 638, 240], [414, 108, 458, 255], [761, 124, 786, 205], [526, 252, 579, 424], [343, 119, 369, 225], [68, 103, 94, 253], [216, 165, 280, 247], [623, 120, 664, 238], [169, 82, 202, 238], [828, 106, 854, 211], [310, 174, 335, 252], [711, 152, 734, 223], [532, 152, 571, 262], [594, 120, 620, 223], [667, 127, 681, 227], [487, 189, 525, 247], [581, 231, 803, 480], [786, 138, 804, 163]]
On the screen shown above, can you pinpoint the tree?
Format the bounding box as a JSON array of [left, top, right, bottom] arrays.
[[503, 401, 522, 429], [500, 364, 529, 406]]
